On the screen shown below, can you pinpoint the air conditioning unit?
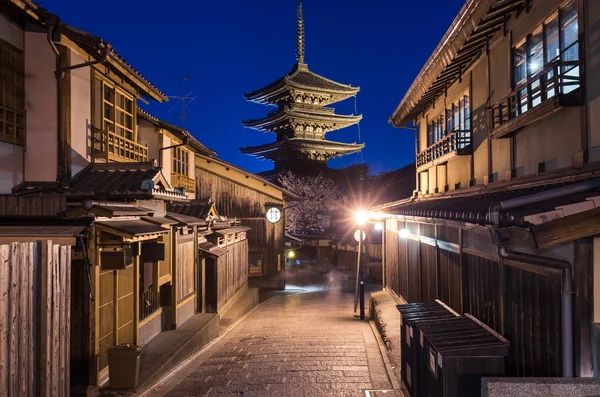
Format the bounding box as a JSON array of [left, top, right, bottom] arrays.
[[140, 179, 155, 191]]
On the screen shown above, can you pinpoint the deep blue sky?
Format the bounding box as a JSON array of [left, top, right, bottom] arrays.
[[44, 0, 464, 175]]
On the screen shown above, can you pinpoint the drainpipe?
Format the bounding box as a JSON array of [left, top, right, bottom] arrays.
[[497, 247, 573, 377], [396, 124, 420, 197], [486, 180, 600, 377], [45, 17, 111, 187], [158, 137, 189, 168], [488, 178, 600, 225]]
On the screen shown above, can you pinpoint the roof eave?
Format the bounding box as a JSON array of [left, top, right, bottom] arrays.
[[390, 0, 495, 126]]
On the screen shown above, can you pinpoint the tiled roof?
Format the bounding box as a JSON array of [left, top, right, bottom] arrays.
[[379, 177, 600, 226], [138, 110, 217, 157], [64, 162, 163, 199], [244, 63, 359, 101], [167, 201, 214, 221], [12, 0, 167, 101]]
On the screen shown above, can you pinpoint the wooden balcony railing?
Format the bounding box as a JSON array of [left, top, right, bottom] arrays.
[[140, 289, 161, 321], [489, 59, 581, 134], [0, 105, 26, 146], [416, 129, 472, 168], [92, 127, 148, 162], [171, 173, 195, 193]]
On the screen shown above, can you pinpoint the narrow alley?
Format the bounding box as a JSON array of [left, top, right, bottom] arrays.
[[140, 274, 398, 397]]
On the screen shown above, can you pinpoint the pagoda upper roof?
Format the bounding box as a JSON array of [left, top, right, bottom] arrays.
[[240, 137, 364, 159], [242, 105, 362, 133], [244, 63, 359, 105]]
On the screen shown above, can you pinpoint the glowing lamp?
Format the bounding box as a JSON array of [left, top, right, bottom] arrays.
[[398, 227, 410, 239], [354, 210, 368, 226], [374, 222, 383, 231], [288, 251, 295, 258]]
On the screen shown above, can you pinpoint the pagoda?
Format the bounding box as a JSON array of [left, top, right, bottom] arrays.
[[241, 3, 364, 177]]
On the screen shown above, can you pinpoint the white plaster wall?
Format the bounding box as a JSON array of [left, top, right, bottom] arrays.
[[0, 13, 23, 49], [162, 134, 172, 184], [447, 155, 471, 191], [0, 142, 23, 193], [69, 51, 91, 178], [24, 22, 57, 182], [515, 107, 581, 176], [138, 118, 159, 161]]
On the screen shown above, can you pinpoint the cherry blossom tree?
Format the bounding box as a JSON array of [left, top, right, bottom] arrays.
[[278, 171, 342, 234]]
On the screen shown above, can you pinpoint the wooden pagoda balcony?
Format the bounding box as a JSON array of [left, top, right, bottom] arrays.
[[170, 173, 195, 193], [416, 129, 472, 170], [489, 60, 582, 139], [92, 127, 148, 163]]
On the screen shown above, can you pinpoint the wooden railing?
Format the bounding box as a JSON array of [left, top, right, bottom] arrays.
[[92, 127, 148, 162], [0, 104, 26, 146], [140, 289, 161, 321], [417, 129, 471, 167], [489, 59, 580, 131], [171, 172, 195, 193]]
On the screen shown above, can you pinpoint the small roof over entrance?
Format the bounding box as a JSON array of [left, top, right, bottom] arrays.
[[0, 225, 86, 245]]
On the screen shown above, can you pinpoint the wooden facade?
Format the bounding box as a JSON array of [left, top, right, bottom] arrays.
[[382, 220, 595, 377], [0, 240, 72, 397], [195, 157, 286, 289]]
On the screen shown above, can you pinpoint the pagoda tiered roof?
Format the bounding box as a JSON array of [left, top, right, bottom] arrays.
[[242, 104, 362, 134], [244, 63, 359, 106], [240, 137, 364, 160]]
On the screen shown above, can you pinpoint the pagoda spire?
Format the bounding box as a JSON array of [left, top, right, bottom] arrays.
[[296, 2, 305, 64]]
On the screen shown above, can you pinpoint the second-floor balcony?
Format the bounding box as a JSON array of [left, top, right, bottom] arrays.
[[171, 173, 195, 193], [489, 60, 581, 139], [92, 127, 148, 163], [417, 129, 472, 169]]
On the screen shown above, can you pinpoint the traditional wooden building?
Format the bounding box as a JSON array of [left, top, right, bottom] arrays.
[[0, 0, 259, 393], [241, 3, 364, 179], [375, 0, 600, 384]]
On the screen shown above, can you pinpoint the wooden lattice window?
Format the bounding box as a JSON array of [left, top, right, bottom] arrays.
[[93, 75, 135, 140], [173, 147, 189, 176], [0, 39, 25, 146]]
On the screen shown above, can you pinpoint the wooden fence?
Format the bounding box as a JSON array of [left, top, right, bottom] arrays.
[[384, 221, 594, 377], [0, 241, 71, 397]]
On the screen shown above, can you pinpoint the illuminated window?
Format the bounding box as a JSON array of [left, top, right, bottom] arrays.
[[266, 207, 282, 223], [93, 76, 135, 140], [173, 147, 190, 176]]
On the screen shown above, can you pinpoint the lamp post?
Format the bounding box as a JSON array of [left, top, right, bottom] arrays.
[[354, 210, 368, 320]]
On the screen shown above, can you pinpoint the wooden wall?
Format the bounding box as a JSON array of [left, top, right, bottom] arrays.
[[0, 241, 71, 397], [383, 219, 594, 377], [196, 168, 284, 289], [213, 239, 248, 312], [0, 195, 66, 217], [176, 238, 194, 302]]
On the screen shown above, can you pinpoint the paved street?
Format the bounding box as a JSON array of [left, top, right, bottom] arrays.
[[142, 276, 397, 397]]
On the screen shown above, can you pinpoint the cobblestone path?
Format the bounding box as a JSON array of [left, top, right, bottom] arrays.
[[144, 287, 396, 397]]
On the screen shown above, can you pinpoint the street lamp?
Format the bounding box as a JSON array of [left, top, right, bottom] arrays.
[[353, 210, 368, 320]]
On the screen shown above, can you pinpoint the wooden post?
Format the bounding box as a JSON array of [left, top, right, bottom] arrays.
[[171, 230, 178, 328], [0, 244, 9, 396], [133, 243, 140, 345]]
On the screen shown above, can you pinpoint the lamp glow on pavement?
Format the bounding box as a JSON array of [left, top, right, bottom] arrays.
[[398, 227, 410, 239]]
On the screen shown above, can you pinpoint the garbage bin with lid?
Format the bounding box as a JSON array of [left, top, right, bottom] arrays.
[[397, 300, 459, 397], [107, 344, 142, 389], [417, 313, 509, 397]]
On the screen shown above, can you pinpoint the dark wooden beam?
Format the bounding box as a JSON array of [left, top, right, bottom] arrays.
[[532, 206, 600, 249]]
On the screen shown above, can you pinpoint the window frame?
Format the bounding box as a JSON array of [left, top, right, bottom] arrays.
[[0, 38, 25, 146], [425, 90, 470, 149], [173, 146, 190, 177], [92, 73, 136, 141]]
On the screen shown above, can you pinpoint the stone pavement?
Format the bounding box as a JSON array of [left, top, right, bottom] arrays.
[[140, 284, 401, 397]]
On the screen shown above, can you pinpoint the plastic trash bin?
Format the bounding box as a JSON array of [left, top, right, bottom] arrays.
[[107, 344, 142, 389]]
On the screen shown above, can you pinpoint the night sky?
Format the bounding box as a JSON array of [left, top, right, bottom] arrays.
[[42, 0, 464, 175]]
